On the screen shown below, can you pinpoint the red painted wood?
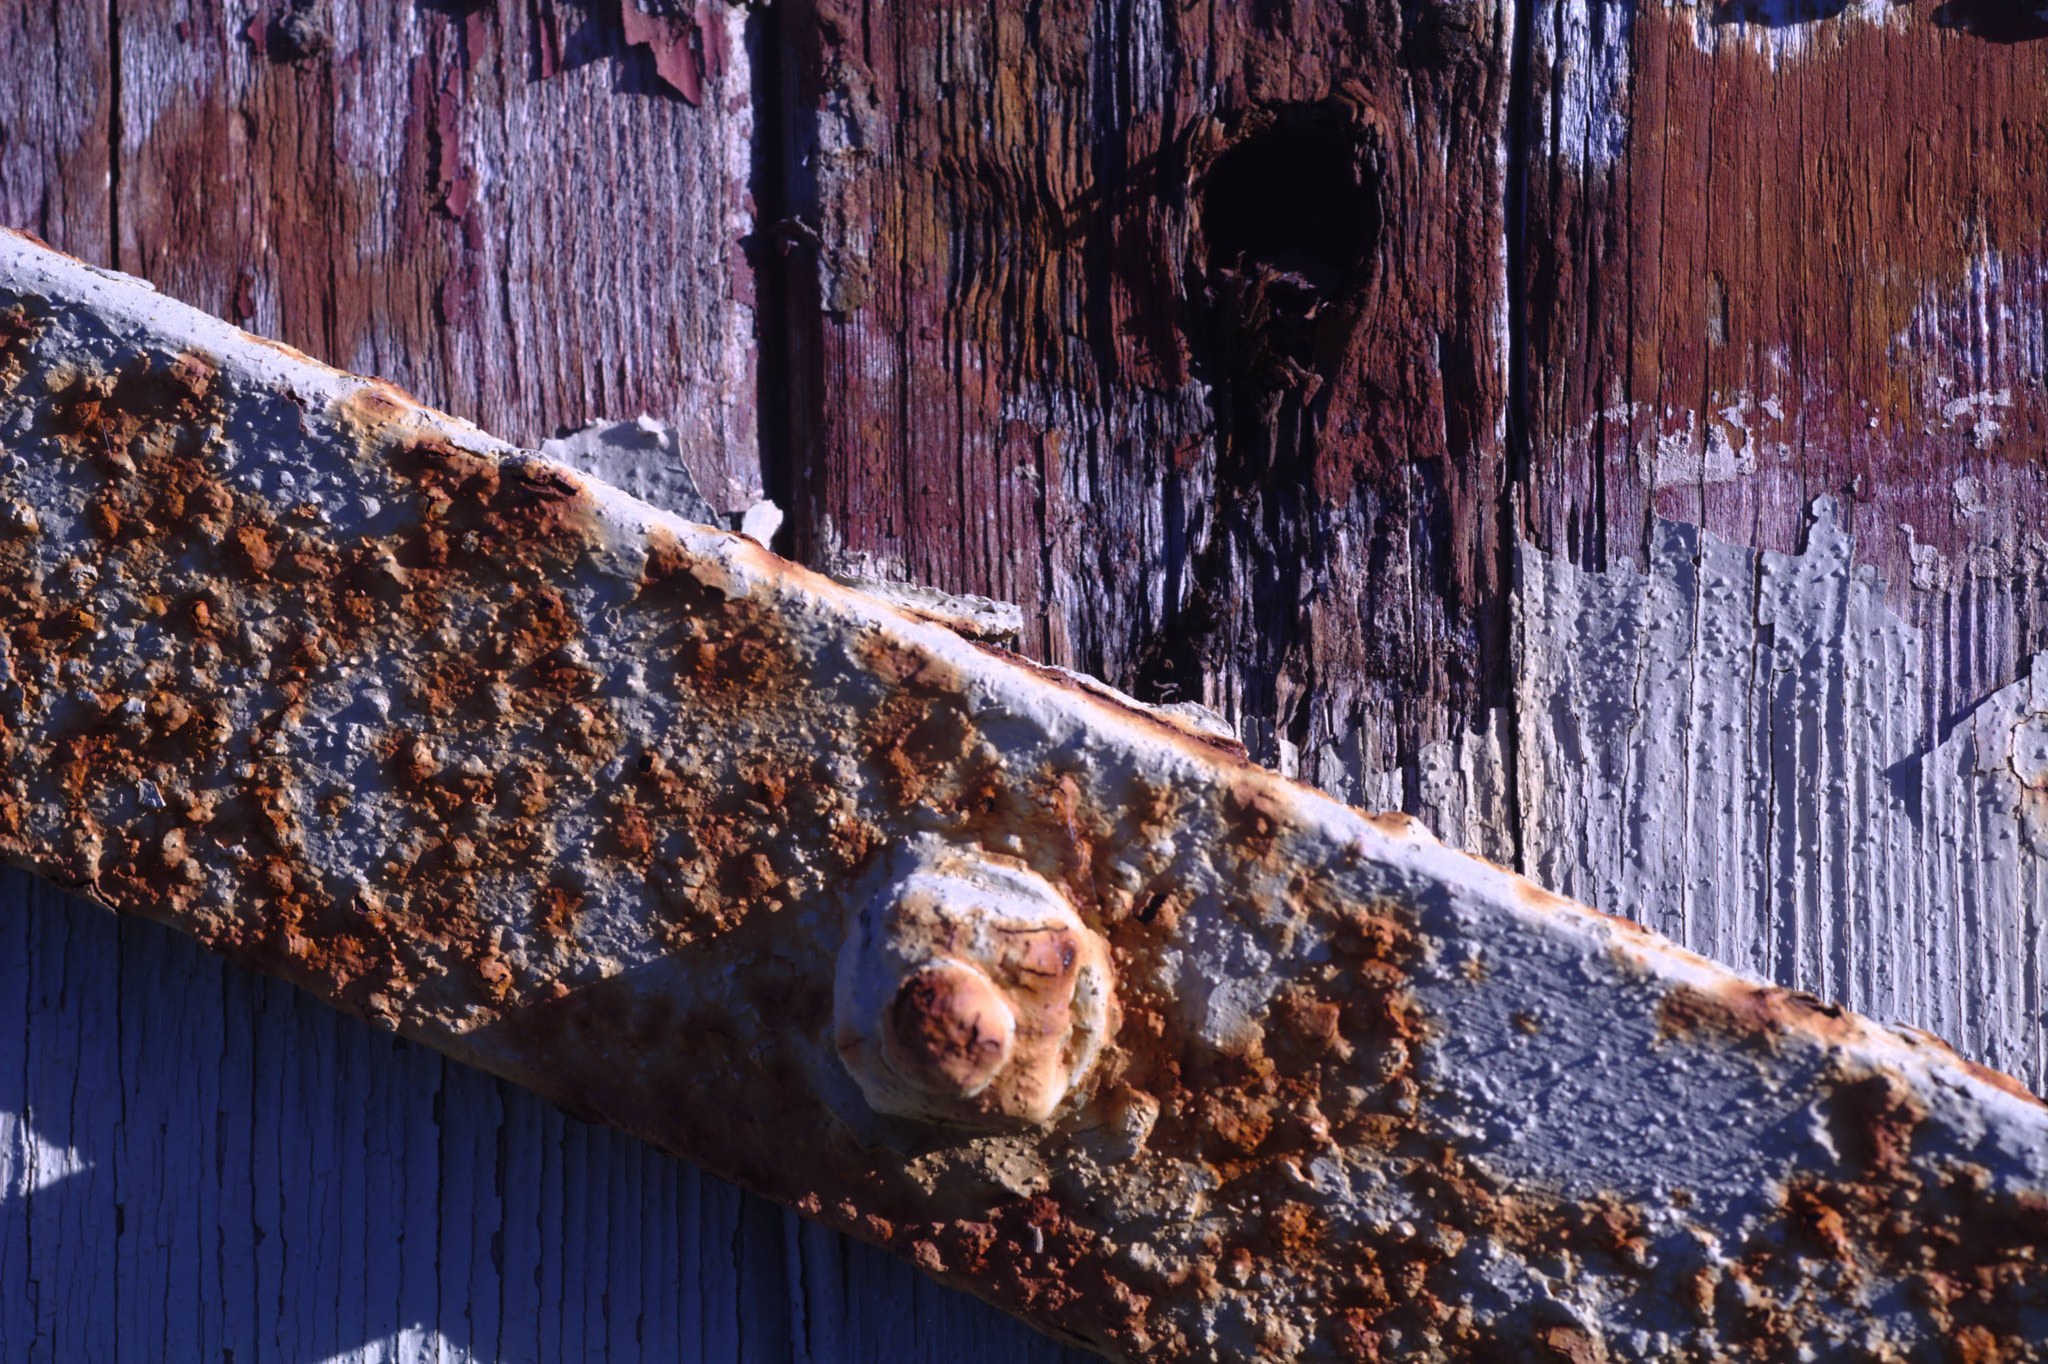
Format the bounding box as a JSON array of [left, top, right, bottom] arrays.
[[780, 1, 1518, 794]]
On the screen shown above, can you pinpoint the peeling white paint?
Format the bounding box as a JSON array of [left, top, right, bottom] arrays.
[[1896, 522, 1947, 590], [539, 416, 723, 525], [1937, 386, 2015, 449], [1894, 248, 2048, 452], [1339, 498, 2048, 1095], [1559, 395, 1793, 489], [1954, 475, 1989, 520], [1650, 408, 1756, 488], [1537, 0, 1634, 172]]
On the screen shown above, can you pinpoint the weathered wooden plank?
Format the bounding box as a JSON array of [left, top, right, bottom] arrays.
[[0, 0, 110, 265], [114, 0, 760, 509], [1493, 0, 2048, 1090], [781, 0, 1518, 789], [1509, 500, 2048, 1091], [1521, 2, 2048, 724], [1, 872, 1086, 1363]]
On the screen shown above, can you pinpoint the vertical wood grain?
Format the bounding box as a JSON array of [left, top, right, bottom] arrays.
[[1520, 1, 2048, 730], [0, 872, 1092, 1362], [113, 0, 761, 509], [7, 1, 2048, 1360], [0, 0, 111, 265], [1512, 502, 2047, 1093], [781, 0, 1518, 792], [1489, 0, 2048, 1092]]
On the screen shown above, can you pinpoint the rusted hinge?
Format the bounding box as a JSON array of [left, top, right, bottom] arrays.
[[0, 230, 2043, 1361]]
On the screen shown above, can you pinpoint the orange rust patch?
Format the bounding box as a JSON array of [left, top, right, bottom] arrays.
[[1218, 780, 1297, 865], [0, 306, 44, 394], [855, 630, 966, 695], [396, 441, 604, 569], [1955, 1057, 2046, 1108], [0, 346, 655, 1021], [1656, 980, 1864, 1054], [329, 380, 424, 439], [640, 525, 749, 603], [1361, 811, 1430, 842], [1891, 1026, 2048, 1108]]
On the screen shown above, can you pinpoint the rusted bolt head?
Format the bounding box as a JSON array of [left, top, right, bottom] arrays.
[[884, 961, 1017, 1097], [835, 843, 1115, 1128]]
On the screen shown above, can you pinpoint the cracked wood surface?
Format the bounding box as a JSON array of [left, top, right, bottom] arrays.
[[780, 0, 1517, 778], [5, 1, 2048, 1361]]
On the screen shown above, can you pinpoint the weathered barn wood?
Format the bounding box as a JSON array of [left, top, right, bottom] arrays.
[[782, 0, 2048, 1097], [1, 2, 1074, 1359], [778, 0, 1518, 780], [1509, 1, 2048, 1088], [1522, 0, 2048, 729], [115, 0, 761, 512], [6, 0, 2048, 1360]]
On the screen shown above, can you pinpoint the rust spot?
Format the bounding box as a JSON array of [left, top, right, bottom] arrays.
[[887, 964, 1015, 1097], [1825, 1072, 1926, 1179], [610, 801, 656, 861], [1535, 1324, 1605, 1363], [856, 631, 965, 695], [1656, 980, 1864, 1054], [0, 306, 43, 394], [641, 525, 746, 602], [329, 379, 424, 438]]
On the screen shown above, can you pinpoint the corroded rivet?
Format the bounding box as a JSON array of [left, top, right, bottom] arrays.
[[885, 961, 1016, 1098], [835, 843, 1115, 1128]]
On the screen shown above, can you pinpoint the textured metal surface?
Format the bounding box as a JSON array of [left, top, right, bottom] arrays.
[[0, 229, 2044, 1362]]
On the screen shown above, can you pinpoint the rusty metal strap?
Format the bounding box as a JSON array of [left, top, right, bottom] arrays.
[[0, 230, 2042, 1361]]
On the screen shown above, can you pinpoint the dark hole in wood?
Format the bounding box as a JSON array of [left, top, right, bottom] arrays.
[[257, 0, 334, 63], [636, 752, 655, 773], [1930, 0, 2048, 42], [1709, 0, 1850, 25], [1133, 106, 1385, 717], [1201, 111, 1380, 298]]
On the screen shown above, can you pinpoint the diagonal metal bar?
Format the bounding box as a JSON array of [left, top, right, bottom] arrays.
[[0, 229, 2042, 1361]]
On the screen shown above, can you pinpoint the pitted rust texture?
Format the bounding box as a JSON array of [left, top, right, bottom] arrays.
[[0, 232, 2043, 1362]]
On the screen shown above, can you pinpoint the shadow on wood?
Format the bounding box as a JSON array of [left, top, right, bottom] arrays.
[[0, 870, 1091, 1364]]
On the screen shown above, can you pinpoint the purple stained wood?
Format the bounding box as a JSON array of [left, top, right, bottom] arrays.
[[113, 0, 761, 512], [777, 0, 1518, 786], [1520, 4, 2048, 731]]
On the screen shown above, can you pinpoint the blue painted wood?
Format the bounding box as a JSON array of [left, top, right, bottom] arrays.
[[0, 871, 1095, 1362]]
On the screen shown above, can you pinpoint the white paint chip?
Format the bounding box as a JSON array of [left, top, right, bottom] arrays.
[[739, 498, 784, 547]]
